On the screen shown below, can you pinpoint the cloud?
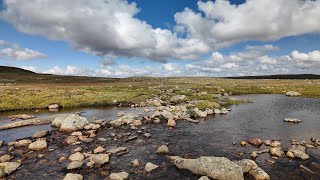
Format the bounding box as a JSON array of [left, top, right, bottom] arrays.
[[0, 0, 210, 61], [186, 45, 320, 76], [290, 50, 320, 62], [162, 63, 176, 71], [0, 40, 47, 60], [101, 59, 116, 66], [175, 0, 320, 46], [0, 40, 7, 46]]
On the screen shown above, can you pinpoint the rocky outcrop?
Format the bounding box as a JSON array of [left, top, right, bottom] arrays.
[[169, 156, 243, 180], [51, 114, 89, 132]]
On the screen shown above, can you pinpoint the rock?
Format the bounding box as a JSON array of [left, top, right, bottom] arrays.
[[169, 156, 243, 180], [14, 139, 32, 147], [0, 140, 3, 147], [48, 103, 60, 109], [0, 162, 21, 175], [283, 118, 302, 123], [300, 164, 315, 174], [64, 136, 79, 145], [144, 162, 159, 172], [220, 108, 228, 114], [89, 154, 109, 165], [132, 120, 142, 126], [98, 138, 107, 142], [74, 147, 82, 152], [106, 147, 127, 154], [84, 123, 100, 130], [198, 176, 210, 180], [240, 141, 247, 146], [264, 140, 271, 146], [156, 145, 169, 154], [269, 147, 283, 157], [0, 155, 13, 163], [143, 133, 152, 138], [170, 95, 186, 103], [286, 151, 295, 158], [250, 151, 258, 158], [71, 131, 82, 136], [167, 119, 176, 127], [109, 172, 129, 180], [0, 168, 4, 178], [59, 157, 66, 163], [69, 152, 85, 161], [51, 114, 89, 132], [67, 161, 83, 170], [161, 110, 174, 120], [125, 135, 138, 142], [94, 146, 106, 154], [249, 167, 270, 180], [234, 159, 258, 173], [32, 130, 48, 139], [28, 139, 47, 151], [248, 138, 263, 147], [214, 109, 221, 114], [37, 154, 45, 158], [285, 91, 301, 96], [78, 135, 93, 143], [130, 159, 140, 167], [185, 118, 199, 123], [9, 114, 34, 120], [270, 141, 281, 147], [287, 145, 309, 160], [305, 144, 315, 149], [63, 173, 83, 180]]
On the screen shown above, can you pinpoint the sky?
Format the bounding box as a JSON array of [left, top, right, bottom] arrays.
[[0, 0, 320, 77]]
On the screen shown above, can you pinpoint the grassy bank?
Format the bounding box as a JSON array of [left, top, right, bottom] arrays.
[[1, 74, 320, 111]]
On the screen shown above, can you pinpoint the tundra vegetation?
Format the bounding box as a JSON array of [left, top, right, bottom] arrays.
[[0, 67, 320, 111]]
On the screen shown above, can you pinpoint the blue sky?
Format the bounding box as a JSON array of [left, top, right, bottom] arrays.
[[0, 0, 320, 77]]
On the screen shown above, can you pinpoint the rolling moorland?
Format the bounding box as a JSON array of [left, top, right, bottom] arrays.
[[1, 66, 320, 112]]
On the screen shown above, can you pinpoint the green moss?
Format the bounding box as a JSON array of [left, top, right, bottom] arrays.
[[194, 100, 221, 110]]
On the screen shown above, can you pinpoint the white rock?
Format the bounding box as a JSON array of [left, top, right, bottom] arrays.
[[51, 114, 89, 132]]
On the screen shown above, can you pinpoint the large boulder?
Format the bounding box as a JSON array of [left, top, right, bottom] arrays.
[[51, 114, 89, 132], [169, 156, 243, 180]]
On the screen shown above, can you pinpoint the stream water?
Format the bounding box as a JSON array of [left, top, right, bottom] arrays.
[[0, 94, 319, 179]]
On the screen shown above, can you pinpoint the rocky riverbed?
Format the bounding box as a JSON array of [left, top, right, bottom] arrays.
[[0, 94, 319, 179]]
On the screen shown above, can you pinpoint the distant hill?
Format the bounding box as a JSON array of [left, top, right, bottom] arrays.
[[227, 74, 320, 79], [0, 66, 36, 74]]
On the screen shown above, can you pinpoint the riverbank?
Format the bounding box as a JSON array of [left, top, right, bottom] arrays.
[[1, 77, 320, 111]]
